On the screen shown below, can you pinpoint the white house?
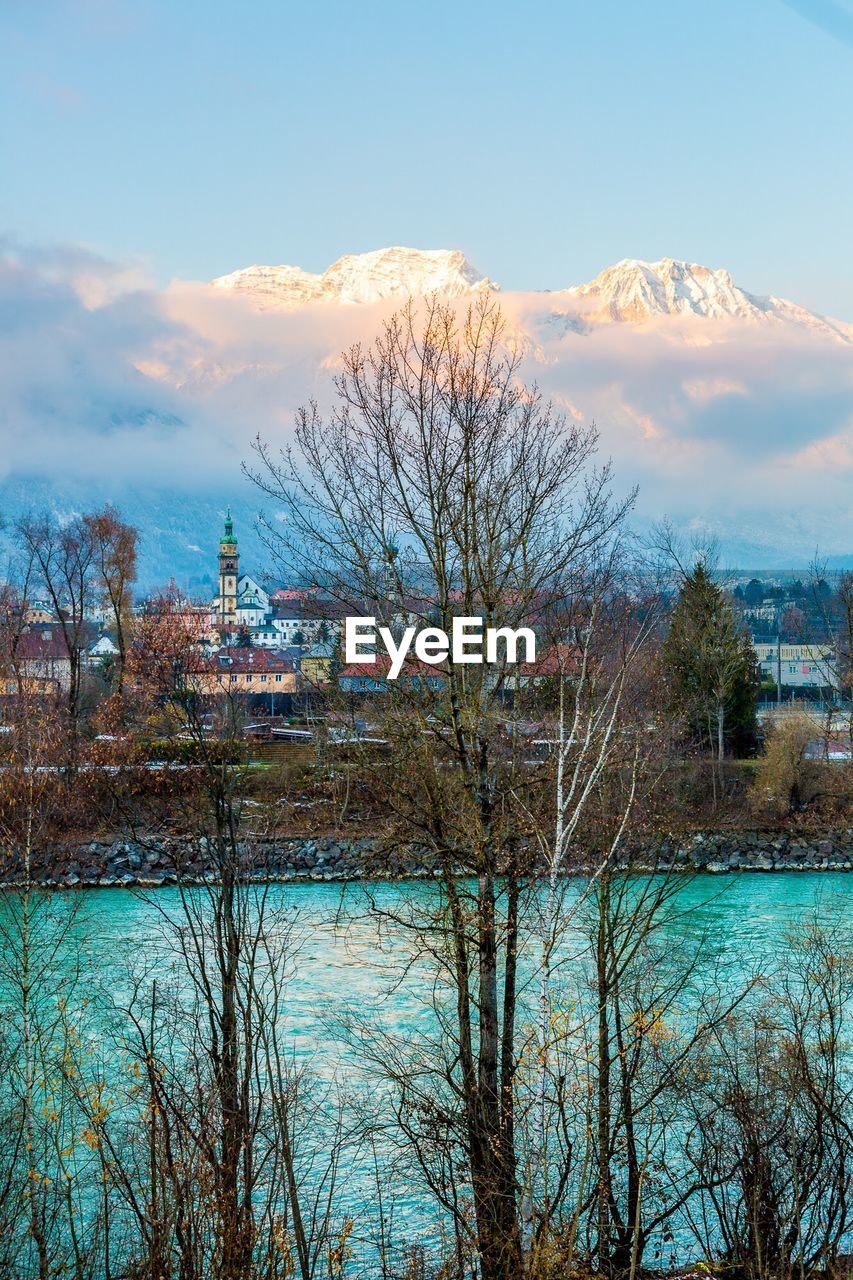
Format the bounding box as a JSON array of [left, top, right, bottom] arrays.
[[235, 575, 271, 629], [88, 634, 120, 663], [267, 599, 343, 646], [246, 622, 282, 648], [753, 641, 839, 691]]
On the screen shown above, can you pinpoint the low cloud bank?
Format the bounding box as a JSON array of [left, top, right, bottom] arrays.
[[1, 238, 850, 563]]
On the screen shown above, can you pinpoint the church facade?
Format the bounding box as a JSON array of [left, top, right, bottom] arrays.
[[209, 512, 342, 648]]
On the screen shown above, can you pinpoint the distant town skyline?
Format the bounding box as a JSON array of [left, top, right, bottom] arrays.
[[2, 0, 853, 319]]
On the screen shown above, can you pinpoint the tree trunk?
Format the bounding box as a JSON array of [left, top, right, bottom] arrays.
[[216, 853, 253, 1280], [717, 700, 725, 762], [596, 883, 613, 1275], [469, 870, 522, 1280]]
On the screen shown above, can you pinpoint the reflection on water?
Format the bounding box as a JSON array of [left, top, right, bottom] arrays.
[[84, 872, 852, 1051], [12, 872, 852, 1269]]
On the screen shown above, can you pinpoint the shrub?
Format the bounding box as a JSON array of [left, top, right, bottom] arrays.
[[750, 710, 820, 819], [138, 738, 244, 765]]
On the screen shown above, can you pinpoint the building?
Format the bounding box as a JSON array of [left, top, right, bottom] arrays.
[[301, 640, 338, 687], [84, 602, 118, 627], [270, 586, 322, 604], [88, 633, 120, 665], [215, 510, 239, 626], [753, 641, 839, 694], [208, 515, 349, 650], [338, 657, 445, 694], [190, 647, 297, 699], [742, 604, 779, 627], [269, 602, 342, 647], [24, 599, 57, 625], [500, 644, 582, 691], [244, 622, 281, 648], [235, 575, 271, 628], [3, 626, 72, 696]]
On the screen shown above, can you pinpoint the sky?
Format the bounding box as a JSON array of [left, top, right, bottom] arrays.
[[0, 0, 851, 571], [2, 0, 853, 317]]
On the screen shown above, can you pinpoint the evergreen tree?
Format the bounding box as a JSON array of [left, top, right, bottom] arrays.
[[663, 562, 759, 757]]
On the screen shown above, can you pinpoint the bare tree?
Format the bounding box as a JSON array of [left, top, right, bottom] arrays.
[[0, 622, 103, 1276], [17, 513, 97, 727], [109, 588, 352, 1280], [248, 296, 645, 1279], [84, 504, 138, 693], [684, 918, 853, 1279]]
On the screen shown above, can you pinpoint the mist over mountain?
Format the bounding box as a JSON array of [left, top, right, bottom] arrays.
[[213, 249, 853, 342], [1, 241, 851, 587]]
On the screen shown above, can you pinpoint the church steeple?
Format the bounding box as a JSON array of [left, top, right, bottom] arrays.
[[218, 508, 239, 626]]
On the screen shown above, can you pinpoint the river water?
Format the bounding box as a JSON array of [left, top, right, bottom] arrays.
[[4, 872, 852, 1271], [82, 872, 852, 1058]]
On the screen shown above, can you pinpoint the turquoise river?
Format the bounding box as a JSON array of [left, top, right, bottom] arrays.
[[3, 872, 851, 1272]]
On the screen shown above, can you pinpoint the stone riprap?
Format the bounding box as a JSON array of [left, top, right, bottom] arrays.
[[3, 829, 852, 888]]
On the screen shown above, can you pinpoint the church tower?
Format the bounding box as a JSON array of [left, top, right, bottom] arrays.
[[218, 509, 239, 625]]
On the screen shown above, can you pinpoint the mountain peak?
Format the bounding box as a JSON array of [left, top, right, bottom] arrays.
[[561, 257, 849, 338], [211, 247, 498, 308], [210, 247, 851, 342], [565, 257, 765, 323]]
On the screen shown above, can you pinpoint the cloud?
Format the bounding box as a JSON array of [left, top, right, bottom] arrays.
[[0, 243, 237, 488], [0, 237, 851, 561], [786, 429, 853, 470]]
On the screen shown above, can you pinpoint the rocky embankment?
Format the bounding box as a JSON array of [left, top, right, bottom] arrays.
[[4, 829, 852, 888], [643, 830, 853, 874]]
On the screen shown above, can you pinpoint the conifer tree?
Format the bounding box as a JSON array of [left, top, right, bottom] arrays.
[[663, 561, 758, 758]]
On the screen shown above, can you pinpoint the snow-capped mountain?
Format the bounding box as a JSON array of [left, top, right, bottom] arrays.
[[212, 247, 498, 307], [212, 248, 852, 343], [561, 257, 853, 340], [3, 240, 851, 582]]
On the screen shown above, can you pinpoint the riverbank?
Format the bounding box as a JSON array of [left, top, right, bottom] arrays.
[[5, 828, 853, 888]]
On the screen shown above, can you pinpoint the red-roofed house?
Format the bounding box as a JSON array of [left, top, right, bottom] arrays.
[[3, 626, 72, 696], [190, 647, 298, 698], [503, 644, 583, 690]]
